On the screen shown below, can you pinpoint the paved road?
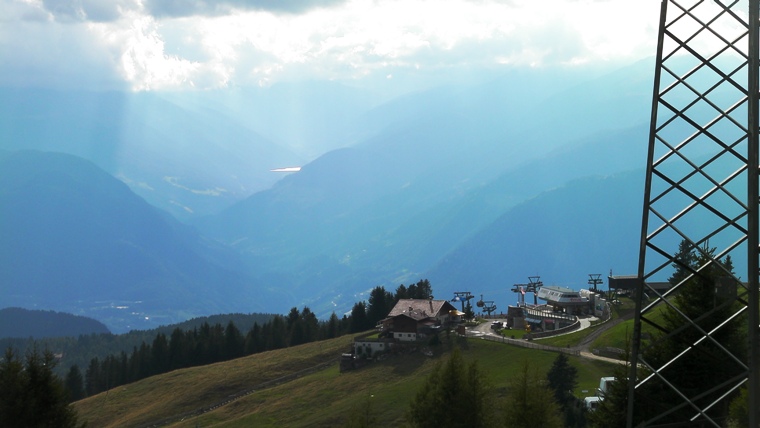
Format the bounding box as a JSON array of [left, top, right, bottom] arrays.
[[466, 317, 627, 365]]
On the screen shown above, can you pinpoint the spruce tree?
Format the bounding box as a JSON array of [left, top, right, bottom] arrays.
[[642, 242, 746, 424], [367, 286, 394, 327], [595, 240, 747, 426], [64, 365, 85, 402], [546, 352, 585, 427], [349, 302, 370, 333], [0, 347, 83, 427], [407, 347, 491, 428], [503, 360, 563, 428]]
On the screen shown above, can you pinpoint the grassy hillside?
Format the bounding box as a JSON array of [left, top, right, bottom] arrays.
[[74, 335, 617, 427]]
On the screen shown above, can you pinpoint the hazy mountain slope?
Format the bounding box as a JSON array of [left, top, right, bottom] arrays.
[[194, 60, 658, 314], [175, 80, 389, 159], [0, 59, 656, 223], [426, 170, 645, 303], [0, 88, 303, 220], [0, 307, 110, 338], [347, 123, 650, 275], [0, 150, 271, 332]]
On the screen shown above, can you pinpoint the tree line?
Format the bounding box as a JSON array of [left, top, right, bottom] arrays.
[[0, 347, 84, 427], [0, 278, 436, 426], [0, 311, 278, 381], [72, 279, 435, 399], [79, 308, 341, 397]]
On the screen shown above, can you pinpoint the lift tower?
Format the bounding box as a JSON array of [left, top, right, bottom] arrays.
[[452, 291, 474, 313], [629, 1, 760, 427]]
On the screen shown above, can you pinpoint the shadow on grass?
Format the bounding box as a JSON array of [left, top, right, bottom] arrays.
[[387, 353, 429, 376]]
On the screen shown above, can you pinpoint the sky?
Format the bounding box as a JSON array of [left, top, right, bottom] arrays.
[[0, 0, 663, 92]]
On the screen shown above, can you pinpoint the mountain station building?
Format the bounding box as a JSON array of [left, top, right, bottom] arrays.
[[536, 285, 590, 315]]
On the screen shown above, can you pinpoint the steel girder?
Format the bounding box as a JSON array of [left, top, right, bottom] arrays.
[[629, 0, 760, 427]]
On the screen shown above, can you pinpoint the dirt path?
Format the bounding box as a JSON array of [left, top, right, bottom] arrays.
[[574, 310, 635, 353]]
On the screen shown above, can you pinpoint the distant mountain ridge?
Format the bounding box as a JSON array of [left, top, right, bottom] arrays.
[[0, 150, 271, 332], [0, 58, 679, 323], [0, 307, 110, 338], [428, 170, 644, 304]]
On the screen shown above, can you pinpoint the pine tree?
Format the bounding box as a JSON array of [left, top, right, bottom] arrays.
[[223, 321, 243, 360], [169, 327, 189, 370], [394, 284, 409, 301], [151, 333, 170, 375], [414, 279, 433, 299], [503, 360, 563, 428], [350, 302, 370, 333], [85, 357, 101, 395], [546, 353, 578, 408], [643, 242, 746, 424], [300, 307, 319, 343], [325, 312, 340, 339], [727, 386, 748, 428], [244, 322, 264, 354], [367, 286, 394, 327], [587, 364, 629, 428], [64, 365, 85, 402], [268, 315, 288, 349], [464, 300, 474, 319], [595, 241, 747, 426], [0, 348, 27, 424], [0, 347, 83, 427], [407, 347, 492, 428]]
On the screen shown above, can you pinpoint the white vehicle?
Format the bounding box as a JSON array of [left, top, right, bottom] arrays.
[[598, 376, 616, 398], [584, 396, 601, 411]]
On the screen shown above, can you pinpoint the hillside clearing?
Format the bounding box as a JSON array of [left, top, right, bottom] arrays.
[[74, 334, 617, 427]]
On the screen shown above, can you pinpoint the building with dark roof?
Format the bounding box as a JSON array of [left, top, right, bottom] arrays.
[[381, 298, 459, 341]]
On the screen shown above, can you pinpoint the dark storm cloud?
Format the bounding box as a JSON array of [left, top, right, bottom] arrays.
[[144, 0, 349, 18]]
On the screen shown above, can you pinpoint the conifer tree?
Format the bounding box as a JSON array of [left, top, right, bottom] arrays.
[[0, 347, 83, 427], [546, 352, 585, 427], [407, 347, 491, 427], [244, 322, 264, 354], [587, 364, 629, 428], [394, 284, 408, 301], [65, 364, 85, 402], [593, 240, 746, 426], [223, 321, 243, 359], [300, 307, 319, 343], [503, 360, 563, 428], [367, 286, 394, 327], [325, 312, 340, 339], [350, 301, 370, 333], [642, 242, 745, 423]]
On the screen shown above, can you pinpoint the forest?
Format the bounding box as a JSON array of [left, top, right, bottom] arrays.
[[1, 280, 435, 403]]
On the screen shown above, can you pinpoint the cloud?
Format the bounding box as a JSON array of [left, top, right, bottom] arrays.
[[0, 0, 662, 91], [143, 0, 349, 18], [22, 0, 349, 23], [0, 2, 127, 89], [39, 0, 140, 22]]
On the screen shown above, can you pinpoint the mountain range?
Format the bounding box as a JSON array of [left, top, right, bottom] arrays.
[[0, 58, 672, 331], [0, 307, 110, 339], [0, 150, 275, 331]]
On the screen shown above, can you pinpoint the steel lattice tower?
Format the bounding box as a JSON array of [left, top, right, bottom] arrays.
[[628, 1, 760, 427]]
